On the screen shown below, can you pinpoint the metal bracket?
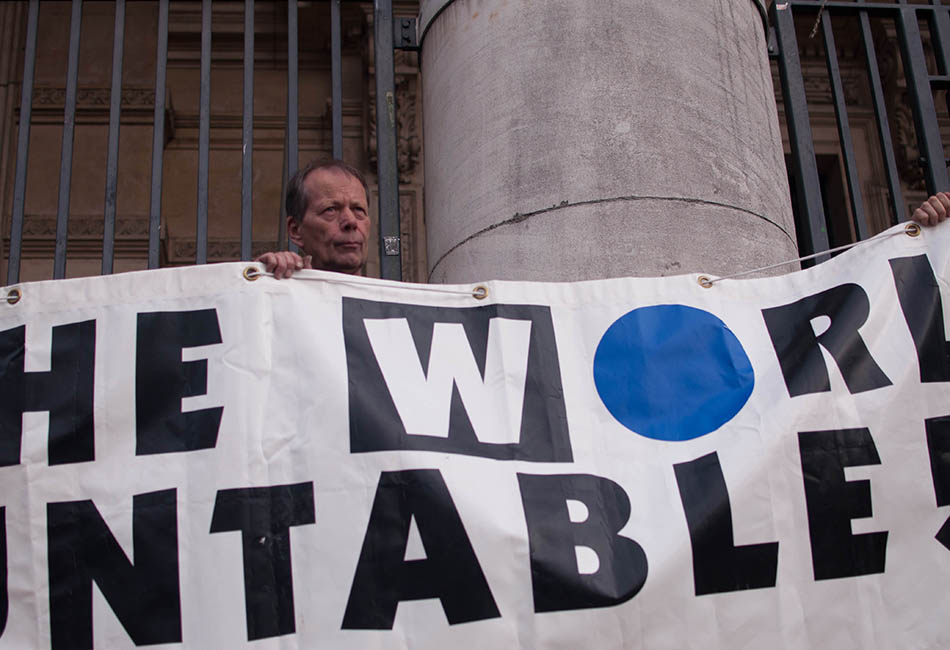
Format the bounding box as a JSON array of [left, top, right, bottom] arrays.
[[394, 17, 418, 50], [384, 236, 401, 256]]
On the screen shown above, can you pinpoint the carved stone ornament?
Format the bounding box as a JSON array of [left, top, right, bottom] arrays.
[[368, 75, 422, 179], [20, 215, 149, 238], [30, 87, 156, 109], [893, 99, 926, 191], [167, 238, 281, 264]]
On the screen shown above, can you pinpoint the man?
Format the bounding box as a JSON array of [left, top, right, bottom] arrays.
[[256, 159, 370, 278]]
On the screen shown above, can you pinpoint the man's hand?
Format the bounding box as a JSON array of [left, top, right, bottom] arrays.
[[254, 251, 313, 279], [912, 192, 950, 227]]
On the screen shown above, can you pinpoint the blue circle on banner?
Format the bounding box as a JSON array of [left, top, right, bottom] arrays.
[[593, 305, 754, 442]]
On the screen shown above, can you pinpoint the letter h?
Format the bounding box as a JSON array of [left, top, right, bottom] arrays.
[[0, 321, 96, 466]]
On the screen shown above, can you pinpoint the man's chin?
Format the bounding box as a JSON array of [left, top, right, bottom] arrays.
[[327, 256, 366, 274]]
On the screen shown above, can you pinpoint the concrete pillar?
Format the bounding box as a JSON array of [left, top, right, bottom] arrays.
[[419, 0, 797, 283]]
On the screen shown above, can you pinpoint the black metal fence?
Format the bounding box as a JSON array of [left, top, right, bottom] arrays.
[[5, 0, 413, 284], [771, 0, 950, 259], [6, 1, 949, 284]]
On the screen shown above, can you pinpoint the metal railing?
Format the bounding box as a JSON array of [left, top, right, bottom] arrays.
[[5, 0, 411, 284], [770, 0, 950, 259], [11, 0, 947, 283]]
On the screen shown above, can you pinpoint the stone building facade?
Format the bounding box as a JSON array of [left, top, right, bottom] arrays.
[[0, 1, 945, 284], [0, 0, 425, 284], [772, 8, 944, 248]]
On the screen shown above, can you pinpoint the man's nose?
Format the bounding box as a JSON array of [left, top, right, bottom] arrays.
[[339, 206, 357, 229]]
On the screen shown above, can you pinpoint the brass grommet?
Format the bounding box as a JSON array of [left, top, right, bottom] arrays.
[[697, 275, 714, 289], [905, 222, 921, 237], [6, 288, 21, 305], [472, 285, 488, 300], [243, 266, 261, 281]]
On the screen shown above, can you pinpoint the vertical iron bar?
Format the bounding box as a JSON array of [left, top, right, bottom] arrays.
[[821, 11, 869, 241], [278, 128, 288, 249], [374, 0, 402, 280], [241, 0, 254, 261], [286, 0, 298, 252], [331, 0, 343, 159], [148, 0, 169, 269], [772, 2, 830, 258], [53, 0, 84, 279], [928, 4, 950, 77], [102, 0, 125, 274], [859, 10, 905, 225], [196, 0, 212, 264], [927, 4, 950, 180], [7, 0, 39, 285], [287, 0, 298, 177], [896, 6, 950, 194]]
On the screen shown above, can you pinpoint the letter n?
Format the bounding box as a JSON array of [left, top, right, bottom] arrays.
[[47, 489, 181, 650]]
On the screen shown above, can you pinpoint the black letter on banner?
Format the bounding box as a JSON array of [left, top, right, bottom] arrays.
[[762, 285, 891, 397], [0, 321, 95, 466], [47, 489, 181, 649], [136, 309, 222, 455], [890, 255, 950, 382], [0, 507, 6, 637], [210, 482, 314, 641], [343, 298, 572, 462], [925, 416, 950, 550], [342, 469, 499, 629], [798, 428, 888, 580], [517, 473, 648, 612], [673, 452, 778, 595]]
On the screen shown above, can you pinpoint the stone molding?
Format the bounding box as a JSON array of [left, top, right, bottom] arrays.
[[165, 238, 280, 264], [30, 87, 156, 109], [22, 86, 162, 125], [14, 214, 149, 238]]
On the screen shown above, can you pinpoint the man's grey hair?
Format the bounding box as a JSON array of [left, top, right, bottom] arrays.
[[284, 159, 369, 223]]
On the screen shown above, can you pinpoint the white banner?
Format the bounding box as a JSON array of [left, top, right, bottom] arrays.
[[0, 222, 948, 649]]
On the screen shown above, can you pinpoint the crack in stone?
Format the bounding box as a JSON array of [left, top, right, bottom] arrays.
[[428, 194, 795, 281]]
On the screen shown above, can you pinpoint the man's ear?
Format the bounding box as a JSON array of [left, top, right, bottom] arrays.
[[287, 215, 303, 247]]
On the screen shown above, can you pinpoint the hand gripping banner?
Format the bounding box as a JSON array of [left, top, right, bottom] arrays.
[[0, 222, 947, 649]]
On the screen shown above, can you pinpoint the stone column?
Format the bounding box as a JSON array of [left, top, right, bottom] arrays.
[[419, 0, 797, 283]]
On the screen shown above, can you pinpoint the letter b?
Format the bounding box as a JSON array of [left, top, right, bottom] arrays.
[[517, 473, 647, 612]]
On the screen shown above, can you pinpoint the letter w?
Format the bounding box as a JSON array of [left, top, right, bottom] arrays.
[[364, 318, 531, 444]]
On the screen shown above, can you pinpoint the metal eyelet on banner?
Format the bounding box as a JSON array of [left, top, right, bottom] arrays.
[[697, 275, 713, 289], [904, 222, 921, 237], [6, 288, 21, 305], [472, 285, 488, 300], [243, 266, 262, 281]]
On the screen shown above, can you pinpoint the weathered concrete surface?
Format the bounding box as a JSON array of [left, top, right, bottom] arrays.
[[420, 0, 796, 283]]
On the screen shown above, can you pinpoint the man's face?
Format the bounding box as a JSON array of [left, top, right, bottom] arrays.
[[288, 168, 370, 274]]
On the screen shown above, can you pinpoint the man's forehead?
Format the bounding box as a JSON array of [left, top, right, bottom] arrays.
[[304, 167, 367, 199]]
